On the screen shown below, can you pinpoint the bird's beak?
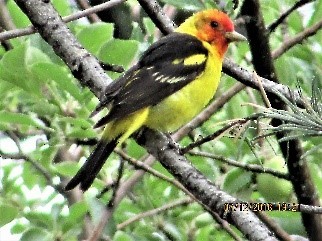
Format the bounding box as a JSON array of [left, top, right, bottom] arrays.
[[225, 31, 247, 42]]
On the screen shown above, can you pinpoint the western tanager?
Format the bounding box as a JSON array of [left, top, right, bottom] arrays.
[[65, 9, 246, 191]]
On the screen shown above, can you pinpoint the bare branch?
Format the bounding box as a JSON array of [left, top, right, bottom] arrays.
[[0, 0, 126, 41], [89, 155, 125, 241], [117, 198, 193, 229], [0, 0, 16, 30], [222, 59, 305, 106], [1, 131, 65, 196], [272, 19, 322, 59], [138, 129, 278, 240], [75, 0, 101, 23], [181, 119, 249, 153], [267, 0, 314, 33], [190, 150, 290, 180], [14, 0, 112, 98], [255, 212, 293, 241], [137, 0, 175, 34], [241, 0, 322, 239]]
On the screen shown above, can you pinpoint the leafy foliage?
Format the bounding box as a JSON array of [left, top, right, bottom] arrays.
[[0, 0, 321, 240]]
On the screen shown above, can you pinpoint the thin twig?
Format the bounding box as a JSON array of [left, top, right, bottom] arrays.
[[181, 119, 249, 153], [253, 71, 271, 108], [0, 0, 127, 41], [116, 150, 242, 240], [189, 150, 290, 180], [300, 204, 322, 214], [117, 198, 192, 229], [137, 0, 175, 35], [0, 29, 12, 50], [2, 131, 66, 195], [115, 149, 191, 194], [255, 211, 292, 241], [75, 0, 101, 23], [89, 157, 125, 241], [267, 0, 314, 32], [222, 59, 305, 107], [272, 19, 322, 59], [0, 0, 16, 30]]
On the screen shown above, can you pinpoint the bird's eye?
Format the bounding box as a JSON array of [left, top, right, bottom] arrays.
[[210, 21, 219, 29]]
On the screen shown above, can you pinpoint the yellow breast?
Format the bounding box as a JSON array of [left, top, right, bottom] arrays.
[[145, 43, 222, 132]]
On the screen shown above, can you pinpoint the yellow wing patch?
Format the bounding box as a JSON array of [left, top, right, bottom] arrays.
[[172, 54, 207, 66]]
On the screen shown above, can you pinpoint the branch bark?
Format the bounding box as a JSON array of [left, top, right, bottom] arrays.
[[240, 0, 322, 239], [12, 0, 320, 240], [139, 129, 277, 241], [14, 0, 115, 98]]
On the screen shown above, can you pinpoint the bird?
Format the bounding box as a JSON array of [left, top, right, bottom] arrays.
[[65, 9, 246, 191]]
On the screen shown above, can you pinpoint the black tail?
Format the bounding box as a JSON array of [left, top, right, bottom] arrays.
[[65, 139, 118, 191]]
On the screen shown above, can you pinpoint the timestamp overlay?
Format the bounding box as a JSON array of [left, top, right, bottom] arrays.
[[224, 202, 300, 212]]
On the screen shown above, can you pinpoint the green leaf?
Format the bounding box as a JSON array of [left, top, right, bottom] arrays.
[[125, 139, 146, 159], [160, 0, 204, 11], [11, 222, 27, 234], [30, 101, 60, 116], [114, 231, 135, 241], [308, 162, 322, 197], [21, 228, 53, 241], [130, 22, 145, 42], [77, 23, 114, 55], [196, 225, 214, 241], [222, 167, 252, 194], [25, 43, 52, 66], [31, 62, 83, 102], [143, 18, 156, 37], [86, 197, 106, 224], [0, 204, 18, 227], [60, 116, 92, 128], [308, 0, 322, 27], [62, 201, 88, 232], [52, 0, 72, 16], [275, 56, 297, 87], [99, 39, 139, 78], [0, 46, 32, 93], [22, 162, 40, 189], [54, 162, 81, 177], [24, 212, 54, 229], [268, 212, 306, 235], [0, 81, 14, 100], [67, 128, 97, 139], [194, 212, 213, 228], [0, 42, 51, 96], [7, 0, 31, 28], [0, 111, 52, 131], [68, 201, 88, 222], [288, 11, 303, 33]]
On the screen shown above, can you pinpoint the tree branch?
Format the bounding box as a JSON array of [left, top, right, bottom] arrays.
[[0, 0, 16, 31], [1, 131, 65, 196], [138, 129, 277, 240], [137, 0, 175, 35], [190, 151, 290, 180], [267, 0, 314, 33], [0, 0, 126, 41], [75, 0, 101, 23], [117, 198, 193, 229], [241, 0, 322, 239], [13, 0, 319, 240], [14, 0, 112, 98], [272, 19, 322, 59]]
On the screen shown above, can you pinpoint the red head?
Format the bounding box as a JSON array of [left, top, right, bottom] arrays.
[[177, 9, 246, 57]]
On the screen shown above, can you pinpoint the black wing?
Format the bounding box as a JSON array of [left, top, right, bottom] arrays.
[[95, 32, 208, 128]]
